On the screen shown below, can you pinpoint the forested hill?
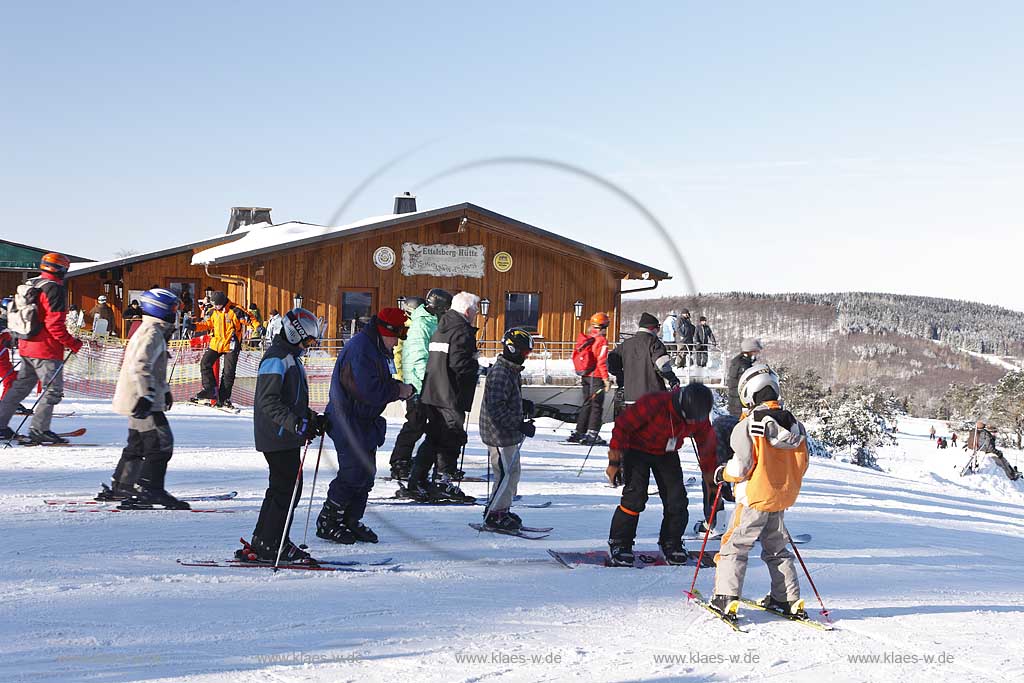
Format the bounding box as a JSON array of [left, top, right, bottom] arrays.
[[626, 292, 1024, 356], [621, 292, 1022, 413]]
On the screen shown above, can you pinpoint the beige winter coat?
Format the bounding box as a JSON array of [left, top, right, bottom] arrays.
[[112, 316, 174, 416]]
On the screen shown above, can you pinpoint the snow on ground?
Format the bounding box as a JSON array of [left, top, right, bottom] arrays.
[[2, 399, 1023, 683]]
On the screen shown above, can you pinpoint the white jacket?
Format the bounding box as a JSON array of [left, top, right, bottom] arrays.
[[112, 316, 173, 416]]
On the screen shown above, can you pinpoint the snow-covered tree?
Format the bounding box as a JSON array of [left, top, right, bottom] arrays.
[[814, 385, 897, 468], [775, 363, 827, 419], [991, 371, 1024, 448]]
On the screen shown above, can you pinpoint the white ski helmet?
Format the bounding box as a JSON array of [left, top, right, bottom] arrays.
[[738, 363, 780, 409], [283, 307, 322, 346]]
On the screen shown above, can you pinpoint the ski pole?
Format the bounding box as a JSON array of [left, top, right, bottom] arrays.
[[687, 481, 724, 598], [274, 437, 312, 570], [299, 434, 326, 550], [457, 409, 471, 481], [788, 531, 832, 625], [3, 349, 74, 449], [574, 385, 607, 476]]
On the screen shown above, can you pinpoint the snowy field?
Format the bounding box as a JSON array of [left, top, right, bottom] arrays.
[[3, 397, 1024, 683]]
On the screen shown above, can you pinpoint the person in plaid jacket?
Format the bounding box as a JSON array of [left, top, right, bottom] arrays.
[[605, 382, 717, 567]]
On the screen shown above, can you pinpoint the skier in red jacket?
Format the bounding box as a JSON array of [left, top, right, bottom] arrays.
[[0, 253, 83, 444]]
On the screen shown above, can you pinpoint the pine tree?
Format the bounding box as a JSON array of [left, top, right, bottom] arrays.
[[815, 385, 897, 468]]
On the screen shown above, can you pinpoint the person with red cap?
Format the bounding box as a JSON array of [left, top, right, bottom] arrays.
[[316, 307, 415, 544], [0, 253, 83, 444]]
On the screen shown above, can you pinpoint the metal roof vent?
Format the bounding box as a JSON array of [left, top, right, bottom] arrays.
[[227, 207, 272, 234]]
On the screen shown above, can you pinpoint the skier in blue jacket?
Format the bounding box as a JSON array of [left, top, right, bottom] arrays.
[[316, 307, 415, 544]]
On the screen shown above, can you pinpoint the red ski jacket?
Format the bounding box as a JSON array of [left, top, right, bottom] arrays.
[[19, 272, 82, 361], [610, 387, 718, 473]]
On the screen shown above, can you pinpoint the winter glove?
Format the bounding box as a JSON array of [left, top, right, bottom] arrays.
[[131, 396, 153, 419], [521, 399, 535, 419], [397, 382, 415, 401], [603, 379, 613, 392], [164, 391, 174, 411], [713, 465, 726, 486], [606, 448, 623, 486], [520, 420, 536, 438]]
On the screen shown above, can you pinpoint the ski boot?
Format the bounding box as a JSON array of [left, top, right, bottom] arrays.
[[564, 431, 584, 444], [506, 510, 523, 527], [217, 400, 235, 410], [709, 594, 741, 619], [345, 519, 379, 543], [14, 404, 32, 416], [759, 595, 808, 619], [580, 431, 607, 447], [389, 463, 411, 481], [693, 520, 723, 538], [483, 510, 522, 532], [236, 536, 314, 564], [28, 429, 68, 445], [316, 499, 356, 544], [119, 486, 191, 510], [0, 427, 15, 441], [95, 482, 134, 502], [400, 479, 433, 502], [608, 542, 635, 567], [434, 477, 475, 503], [659, 542, 691, 566]]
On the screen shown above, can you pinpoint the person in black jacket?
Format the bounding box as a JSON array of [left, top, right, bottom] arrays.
[[726, 338, 763, 416], [234, 308, 326, 564], [675, 309, 696, 367], [694, 315, 717, 367], [405, 292, 481, 503], [608, 312, 679, 405]]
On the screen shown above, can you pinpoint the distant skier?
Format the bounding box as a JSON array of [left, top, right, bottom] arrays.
[[317, 308, 415, 543], [566, 312, 611, 446], [661, 310, 680, 351], [709, 364, 810, 619], [105, 288, 189, 509], [479, 328, 536, 532], [951, 432, 958, 447], [605, 382, 717, 567], [189, 291, 246, 409], [929, 425, 936, 440], [389, 288, 452, 481], [607, 312, 679, 405], [694, 315, 716, 368], [675, 309, 696, 367], [235, 307, 326, 563], [725, 338, 763, 417]]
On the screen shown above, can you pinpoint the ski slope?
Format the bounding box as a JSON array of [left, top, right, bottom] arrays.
[[2, 398, 1022, 683]]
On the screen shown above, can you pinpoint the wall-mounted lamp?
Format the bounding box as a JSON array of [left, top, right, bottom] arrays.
[[103, 281, 111, 294], [479, 298, 490, 317], [293, 293, 304, 310], [573, 300, 584, 319], [397, 295, 407, 309]]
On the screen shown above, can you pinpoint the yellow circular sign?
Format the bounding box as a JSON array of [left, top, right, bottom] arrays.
[[493, 251, 513, 273]]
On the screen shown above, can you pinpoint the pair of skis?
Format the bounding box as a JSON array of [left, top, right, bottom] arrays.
[[688, 589, 833, 632], [178, 540, 400, 572], [186, 398, 242, 414], [10, 427, 93, 447], [46, 488, 238, 513], [467, 522, 553, 540]]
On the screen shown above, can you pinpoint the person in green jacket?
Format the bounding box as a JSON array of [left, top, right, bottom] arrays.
[[388, 289, 452, 479], [392, 297, 423, 380]]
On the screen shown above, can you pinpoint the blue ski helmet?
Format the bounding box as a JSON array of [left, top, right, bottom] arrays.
[[138, 288, 180, 322]]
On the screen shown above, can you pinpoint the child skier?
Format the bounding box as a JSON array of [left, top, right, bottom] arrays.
[[479, 328, 536, 531], [236, 307, 326, 563], [710, 364, 810, 619], [606, 382, 717, 566], [107, 288, 189, 509]]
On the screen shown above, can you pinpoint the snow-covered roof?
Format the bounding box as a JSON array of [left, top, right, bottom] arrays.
[[191, 214, 410, 265], [190, 202, 670, 279], [67, 225, 259, 278]]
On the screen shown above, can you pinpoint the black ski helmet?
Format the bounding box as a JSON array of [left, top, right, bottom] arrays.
[[674, 382, 713, 422], [501, 327, 534, 364], [424, 288, 453, 316], [402, 296, 425, 315]]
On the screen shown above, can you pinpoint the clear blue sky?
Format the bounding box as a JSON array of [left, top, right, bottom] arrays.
[[4, 2, 1023, 310]]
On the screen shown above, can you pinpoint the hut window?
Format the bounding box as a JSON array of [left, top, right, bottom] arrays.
[[505, 292, 540, 333], [340, 290, 374, 339]]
